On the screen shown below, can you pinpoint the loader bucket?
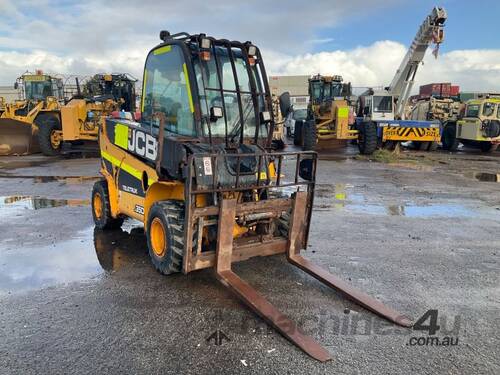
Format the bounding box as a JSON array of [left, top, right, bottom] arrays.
[[0, 118, 40, 155]]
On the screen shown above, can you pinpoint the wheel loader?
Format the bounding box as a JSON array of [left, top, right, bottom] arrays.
[[91, 31, 412, 361], [281, 74, 369, 153], [0, 73, 136, 156], [0, 71, 64, 155]]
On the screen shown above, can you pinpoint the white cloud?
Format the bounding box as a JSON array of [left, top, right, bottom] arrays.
[[265, 42, 500, 93], [0, 0, 498, 93]]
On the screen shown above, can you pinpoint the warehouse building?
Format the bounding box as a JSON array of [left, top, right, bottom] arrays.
[[0, 86, 19, 102], [268, 75, 309, 109]]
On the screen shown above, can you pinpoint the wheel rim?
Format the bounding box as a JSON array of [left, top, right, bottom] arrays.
[[93, 192, 103, 219], [50, 130, 61, 148], [150, 217, 166, 258]]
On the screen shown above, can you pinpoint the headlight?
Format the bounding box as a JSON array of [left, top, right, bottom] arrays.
[[247, 45, 257, 56]]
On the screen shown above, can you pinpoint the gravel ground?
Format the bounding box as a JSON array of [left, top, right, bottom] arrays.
[[0, 147, 499, 374]]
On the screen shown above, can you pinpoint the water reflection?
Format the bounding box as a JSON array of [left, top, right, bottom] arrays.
[[0, 195, 90, 211], [314, 183, 498, 218], [0, 228, 102, 295], [0, 173, 99, 184], [93, 226, 147, 272]]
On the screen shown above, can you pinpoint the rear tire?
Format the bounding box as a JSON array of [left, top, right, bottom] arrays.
[[146, 200, 187, 275], [427, 141, 438, 151], [38, 116, 62, 156], [302, 120, 317, 151], [382, 141, 397, 151], [358, 121, 377, 155], [479, 142, 496, 153], [442, 123, 459, 151], [416, 141, 429, 151], [92, 179, 124, 230], [294, 120, 303, 146]]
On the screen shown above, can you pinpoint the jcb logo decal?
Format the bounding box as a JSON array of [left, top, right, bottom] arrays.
[[128, 129, 158, 161]]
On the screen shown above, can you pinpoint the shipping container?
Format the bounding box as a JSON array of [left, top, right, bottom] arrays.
[[450, 85, 460, 96], [419, 82, 452, 98]]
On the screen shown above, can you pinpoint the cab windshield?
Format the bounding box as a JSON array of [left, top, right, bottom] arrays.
[[373, 95, 393, 113], [310, 81, 322, 102], [24, 80, 53, 101], [310, 80, 344, 102], [192, 45, 267, 139]]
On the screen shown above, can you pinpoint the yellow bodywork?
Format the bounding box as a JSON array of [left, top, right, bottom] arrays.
[[313, 99, 358, 141], [382, 126, 441, 142], [99, 119, 277, 239], [60, 98, 120, 142]]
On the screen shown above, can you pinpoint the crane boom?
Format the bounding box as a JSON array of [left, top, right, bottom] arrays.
[[388, 6, 447, 118]]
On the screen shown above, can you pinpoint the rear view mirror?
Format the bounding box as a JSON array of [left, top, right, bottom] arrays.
[[299, 158, 314, 181], [210, 106, 223, 122], [13, 82, 18, 90], [279, 91, 292, 117]]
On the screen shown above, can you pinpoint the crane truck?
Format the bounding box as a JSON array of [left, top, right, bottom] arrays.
[[356, 6, 447, 152]]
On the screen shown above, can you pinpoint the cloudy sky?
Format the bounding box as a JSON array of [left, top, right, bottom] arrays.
[[0, 0, 499, 92]]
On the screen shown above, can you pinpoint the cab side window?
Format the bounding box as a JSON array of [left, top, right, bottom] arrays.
[[482, 102, 495, 117], [465, 104, 480, 118], [142, 45, 196, 136]]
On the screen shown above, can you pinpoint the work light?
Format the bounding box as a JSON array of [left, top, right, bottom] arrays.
[[247, 45, 257, 56], [200, 38, 211, 49]]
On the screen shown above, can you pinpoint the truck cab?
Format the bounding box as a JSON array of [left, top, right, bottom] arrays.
[[442, 97, 500, 152], [358, 91, 395, 122]]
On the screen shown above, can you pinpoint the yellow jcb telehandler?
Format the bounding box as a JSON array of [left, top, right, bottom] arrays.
[[91, 31, 412, 361]]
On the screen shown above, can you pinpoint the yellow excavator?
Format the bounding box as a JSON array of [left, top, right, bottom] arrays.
[[91, 30, 413, 361]]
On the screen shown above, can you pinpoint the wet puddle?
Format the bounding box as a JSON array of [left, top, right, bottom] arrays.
[[0, 159, 52, 170], [315, 183, 499, 218], [1, 195, 90, 211], [0, 222, 147, 295], [0, 173, 99, 184]]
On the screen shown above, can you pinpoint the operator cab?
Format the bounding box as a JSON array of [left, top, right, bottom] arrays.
[[16, 73, 64, 102], [308, 75, 348, 105], [140, 31, 273, 148], [358, 90, 395, 121]]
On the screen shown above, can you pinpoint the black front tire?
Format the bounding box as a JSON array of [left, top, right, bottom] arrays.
[[442, 123, 459, 151], [302, 120, 317, 151], [38, 116, 62, 156], [92, 179, 124, 230], [358, 121, 377, 155], [146, 201, 187, 275], [294, 120, 303, 146]]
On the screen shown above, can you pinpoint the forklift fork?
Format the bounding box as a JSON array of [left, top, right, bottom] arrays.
[[215, 192, 412, 362]]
